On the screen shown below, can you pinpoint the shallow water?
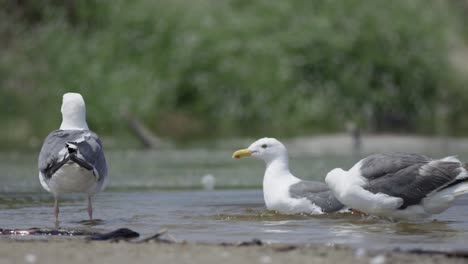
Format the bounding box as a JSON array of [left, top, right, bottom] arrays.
[[1, 149, 468, 250]]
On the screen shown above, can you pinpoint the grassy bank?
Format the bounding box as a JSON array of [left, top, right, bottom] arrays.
[[1, 0, 467, 149]]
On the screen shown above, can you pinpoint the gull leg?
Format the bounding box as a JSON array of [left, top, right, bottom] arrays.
[[54, 198, 59, 227], [87, 196, 93, 220]]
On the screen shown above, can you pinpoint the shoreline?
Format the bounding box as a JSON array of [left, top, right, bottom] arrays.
[[287, 134, 468, 155], [0, 238, 466, 264], [4, 133, 468, 154]]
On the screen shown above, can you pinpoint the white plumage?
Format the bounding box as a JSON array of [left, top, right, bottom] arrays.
[[38, 93, 108, 224], [233, 138, 345, 214]]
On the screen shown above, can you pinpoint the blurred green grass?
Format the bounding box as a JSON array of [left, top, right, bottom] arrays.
[[1, 0, 467, 150]]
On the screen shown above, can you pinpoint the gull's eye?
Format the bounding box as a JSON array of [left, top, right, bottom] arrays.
[[261, 144, 268, 149]]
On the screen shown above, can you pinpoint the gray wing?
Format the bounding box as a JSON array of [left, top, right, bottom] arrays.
[[38, 130, 107, 182], [360, 153, 431, 180], [72, 134, 108, 181], [289, 180, 345, 213], [361, 153, 463, 209], [39, 130, 74, 178]]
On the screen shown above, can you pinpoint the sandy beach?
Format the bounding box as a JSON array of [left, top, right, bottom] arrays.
[[0, 238, 467, 264]]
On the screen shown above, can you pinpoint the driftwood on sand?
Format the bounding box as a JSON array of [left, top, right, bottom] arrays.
[[120, 108, 164, 149]]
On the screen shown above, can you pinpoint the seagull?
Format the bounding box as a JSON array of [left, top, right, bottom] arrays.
[[38, 93, 108, 224], [325, 153, 468, 220], [232, 138, 345, 214]]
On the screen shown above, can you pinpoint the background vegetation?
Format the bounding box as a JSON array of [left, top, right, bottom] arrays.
[[1, 0, 468, 149]]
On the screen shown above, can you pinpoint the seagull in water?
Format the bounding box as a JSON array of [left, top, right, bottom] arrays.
[[38, 93, 108, 224], [232, 138, 345, 214], [325, 153, 468, 220]]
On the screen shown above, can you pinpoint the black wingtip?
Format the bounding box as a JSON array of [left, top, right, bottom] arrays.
[[66, 142, 78, 154]]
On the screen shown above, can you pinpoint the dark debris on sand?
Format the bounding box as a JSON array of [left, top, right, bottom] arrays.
[[86, 228, 140, 241], [1, 227, 174, 243], [395, 248, 468, 259], [3, 227, 468, 259], [0, 227, 99, 236]]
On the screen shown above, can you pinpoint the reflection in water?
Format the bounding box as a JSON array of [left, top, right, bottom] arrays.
[[327, 216, 461, 249], [216, 211, 309, 221], [393, 221, 458, 235], [337, 218, 457, 236], [215, 208, 365, 222], [213, 202, 464, 249], [74, 219, 106, 226]]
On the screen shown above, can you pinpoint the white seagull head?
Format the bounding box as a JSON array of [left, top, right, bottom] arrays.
[[232, 137, 288, 164], [60, 92, 89, 130]]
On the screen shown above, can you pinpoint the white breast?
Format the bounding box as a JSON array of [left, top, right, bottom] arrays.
[[46, 163, 98, 196], [263, 172, 297, 208], [263, 171, 323, 214]]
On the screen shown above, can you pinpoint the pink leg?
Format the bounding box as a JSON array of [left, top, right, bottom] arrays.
[[54, 198, 59, 226], [87, 196, 93, 220]]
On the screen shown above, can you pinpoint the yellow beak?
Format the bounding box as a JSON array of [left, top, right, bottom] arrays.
[[232, 149, 252, 159]]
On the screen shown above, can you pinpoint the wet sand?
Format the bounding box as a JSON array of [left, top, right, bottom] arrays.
[[0, 239, 466, 264]]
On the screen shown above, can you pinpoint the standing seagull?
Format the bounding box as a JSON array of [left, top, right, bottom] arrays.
[[38, 93, 108, 224], [325, 153, 468, 220], [232, 138, 345, 214]]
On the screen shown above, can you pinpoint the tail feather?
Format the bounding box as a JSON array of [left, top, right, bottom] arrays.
[[434, 180, 468, 198], [66, 142, 78, 154], [424, 182, 468, 214], [451, 182, 468, 197], [65, 142, 95, 172]]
